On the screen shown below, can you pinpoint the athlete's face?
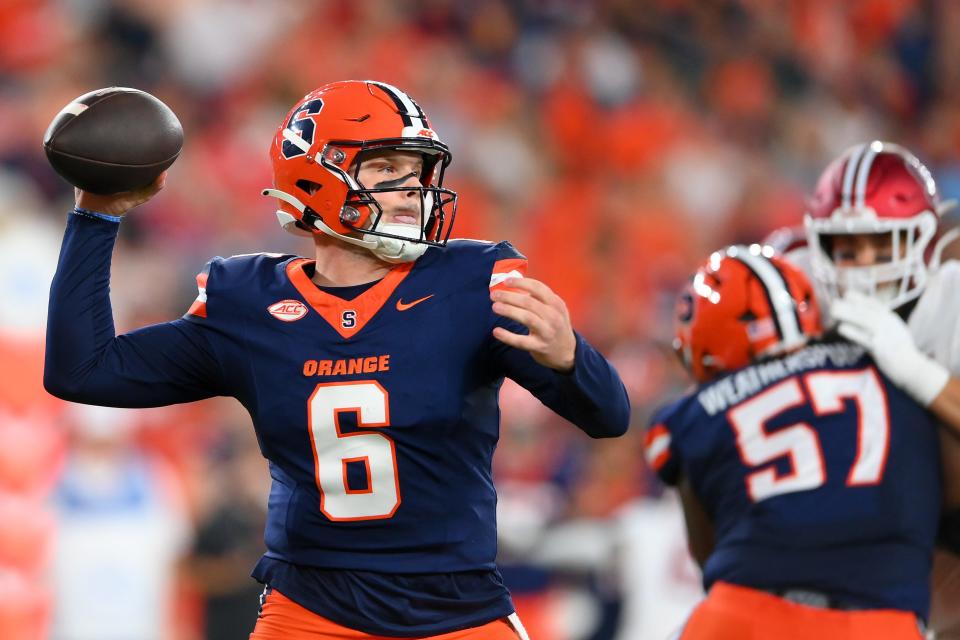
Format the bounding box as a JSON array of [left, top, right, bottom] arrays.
[[354, 149, 426, 227], [829, 232, 903, 267]]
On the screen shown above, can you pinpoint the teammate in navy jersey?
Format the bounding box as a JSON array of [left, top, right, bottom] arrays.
[[44, 80, 630, 640], [644, 244, 938, 640]]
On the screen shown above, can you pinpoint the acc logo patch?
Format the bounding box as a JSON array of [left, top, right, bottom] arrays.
[[268, 299, 308, 322]]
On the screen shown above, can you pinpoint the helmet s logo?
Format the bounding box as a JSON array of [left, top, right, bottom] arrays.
[[281, 98, 325, 159], [268, 299, 308, 322], [341, 310, 357, 329]]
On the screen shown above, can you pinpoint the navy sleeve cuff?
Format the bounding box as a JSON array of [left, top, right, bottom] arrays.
[[71, 207, 123, 224], [555, 331, 631, 437]]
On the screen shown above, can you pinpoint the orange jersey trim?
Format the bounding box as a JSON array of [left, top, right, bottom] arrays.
[[186, 270, 209, 318], [287, 259, 414, 339], [644, 424, 672, 471], [342, 456, 373, 494], [489, 258, 528, 292]]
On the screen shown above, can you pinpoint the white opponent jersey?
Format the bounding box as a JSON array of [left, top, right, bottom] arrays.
[[908, 260, 960, 376]]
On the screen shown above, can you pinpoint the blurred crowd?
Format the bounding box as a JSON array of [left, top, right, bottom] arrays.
[[1, 0, 958, 638]]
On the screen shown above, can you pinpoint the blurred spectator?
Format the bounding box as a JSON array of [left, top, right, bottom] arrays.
[[0, 170, 62, 332], [182, 419, 269, 640], [49, 405, 189, 640], [617, 494, 702, 640]]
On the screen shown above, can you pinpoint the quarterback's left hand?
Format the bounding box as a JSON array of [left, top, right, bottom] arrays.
[[491, 277, 576, 372], [831, 291, 949, 407]]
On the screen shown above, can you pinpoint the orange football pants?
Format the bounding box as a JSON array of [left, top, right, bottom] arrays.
[[679, 582, 925, 640], [249, 588, 525, 640]]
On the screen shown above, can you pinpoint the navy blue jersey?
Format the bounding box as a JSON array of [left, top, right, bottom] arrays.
[[644, 340, 940, 619], [45, 212, 630, 635]]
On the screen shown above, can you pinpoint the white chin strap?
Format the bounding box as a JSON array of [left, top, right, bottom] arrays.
[[262, 188, 428, 263], [368, 222, 429, 263]]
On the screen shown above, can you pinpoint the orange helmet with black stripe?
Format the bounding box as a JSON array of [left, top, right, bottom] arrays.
[[675, 244, 822, 383], [263, 80, 458, 263]]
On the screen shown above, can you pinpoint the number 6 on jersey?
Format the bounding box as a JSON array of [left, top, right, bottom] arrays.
[[308, 381, 401, 521]]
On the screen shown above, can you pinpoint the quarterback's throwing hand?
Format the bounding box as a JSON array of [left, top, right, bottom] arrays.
[[831, 290, 949, 407], [491, 277, 576, 372], [75, 171, 167, 217]]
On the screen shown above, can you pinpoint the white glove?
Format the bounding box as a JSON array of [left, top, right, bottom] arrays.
[[831, 291, 949, 407]]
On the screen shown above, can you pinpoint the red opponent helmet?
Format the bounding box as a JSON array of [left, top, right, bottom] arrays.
[[675, 244, 822, 383], [804, 141, 944, 309], [263, 80, 458, 263]]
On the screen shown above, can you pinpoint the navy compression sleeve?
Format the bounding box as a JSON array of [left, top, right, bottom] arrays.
[[490, 319, 631, 438], [44, 212, 226, 407]]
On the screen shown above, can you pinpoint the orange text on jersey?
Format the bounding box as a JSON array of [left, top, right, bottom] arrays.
[[303, 355, 391, 377]]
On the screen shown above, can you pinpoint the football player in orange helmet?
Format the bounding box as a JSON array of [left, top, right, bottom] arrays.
[[50, 79, 630, 640], [647, 244, 945, 639], [262, 80, 458, 265], [673, 244, 821, 385]]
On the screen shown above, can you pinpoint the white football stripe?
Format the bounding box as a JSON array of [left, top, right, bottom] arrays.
[[282, 127, 311, 153], [59, 102, 88, 117], [735, 249, 803, 347]]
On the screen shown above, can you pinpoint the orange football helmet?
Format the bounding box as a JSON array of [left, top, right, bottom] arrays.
[[263, 80, 458, 263], [675, 245, 822, 383]]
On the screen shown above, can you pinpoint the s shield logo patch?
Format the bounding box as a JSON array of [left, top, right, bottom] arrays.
[[268, 300, 308, 322]]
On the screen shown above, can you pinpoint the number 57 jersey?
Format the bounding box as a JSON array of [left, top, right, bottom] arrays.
[[645, 340, 941, 619]]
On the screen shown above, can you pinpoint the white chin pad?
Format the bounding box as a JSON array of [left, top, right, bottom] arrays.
[[368, 223, 428, 263], [837, 266, 899, 306]]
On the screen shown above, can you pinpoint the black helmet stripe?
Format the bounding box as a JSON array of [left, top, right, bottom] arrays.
[[369, 81, 427, 129], [730, 248, 803, 347]]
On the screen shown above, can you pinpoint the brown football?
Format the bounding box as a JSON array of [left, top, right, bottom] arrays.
[[43, 87, 183, 195]]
